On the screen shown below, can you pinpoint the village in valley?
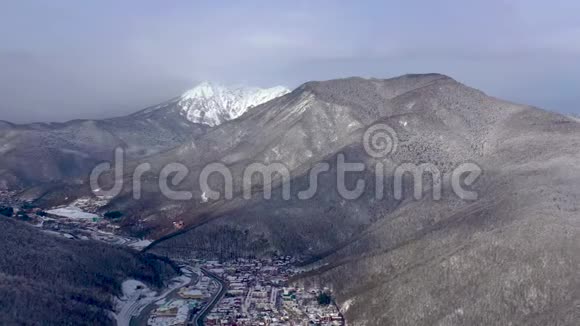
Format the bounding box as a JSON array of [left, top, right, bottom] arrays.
[[145, 256, 344, 326], [0, 194, 345, 326]]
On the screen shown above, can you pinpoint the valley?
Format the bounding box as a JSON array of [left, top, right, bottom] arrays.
[[1, 198, 344, 326], [127, 256, 345, 326], [1, 75, 579, 325], [3, 1, 579, 324]]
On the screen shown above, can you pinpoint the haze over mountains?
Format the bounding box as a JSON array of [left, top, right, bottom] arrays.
[[1, 74, 579, 325], [0, 82, 288, 191]]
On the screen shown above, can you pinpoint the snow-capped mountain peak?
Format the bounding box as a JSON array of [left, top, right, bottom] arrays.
[[178, 82, 290, 127]]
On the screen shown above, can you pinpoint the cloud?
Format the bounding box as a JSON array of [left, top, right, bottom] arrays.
[[0, 0, 579, 122]]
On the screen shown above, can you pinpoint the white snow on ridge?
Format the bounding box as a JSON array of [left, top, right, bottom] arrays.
[[178, 81, 290, 127]]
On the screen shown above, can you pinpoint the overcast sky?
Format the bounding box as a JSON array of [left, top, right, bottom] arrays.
[[1, 0, 579, 123]]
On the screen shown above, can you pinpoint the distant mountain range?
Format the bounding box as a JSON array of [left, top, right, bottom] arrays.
[[1, 74, 579, 325], [0, 82, 289, 191]]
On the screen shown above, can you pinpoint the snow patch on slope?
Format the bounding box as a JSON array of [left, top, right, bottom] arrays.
[[114, 268, 193, 326], [178, 82, 290, 126], [46, 206, 99, 219]]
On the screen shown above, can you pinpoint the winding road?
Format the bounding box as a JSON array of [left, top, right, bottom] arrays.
[[190, 267, 228, 326], [129, 268, 198, 326]]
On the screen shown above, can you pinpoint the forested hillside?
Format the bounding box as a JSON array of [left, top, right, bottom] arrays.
[[0, 218, 178, 325]]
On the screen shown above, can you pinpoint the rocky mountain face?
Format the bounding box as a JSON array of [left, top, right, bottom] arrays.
[[1, 74, 579, 325]]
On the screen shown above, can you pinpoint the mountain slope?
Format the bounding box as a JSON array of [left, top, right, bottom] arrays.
[[103, 74, 453, 237], [2, 74, 578, 325], [295, 107, 580, 325], [0, 217, 177, 325], [139, 74, 580, 325], [0, 82, 288, 198], [109, 74, 496, 239], [0, 104, 205, 192]]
